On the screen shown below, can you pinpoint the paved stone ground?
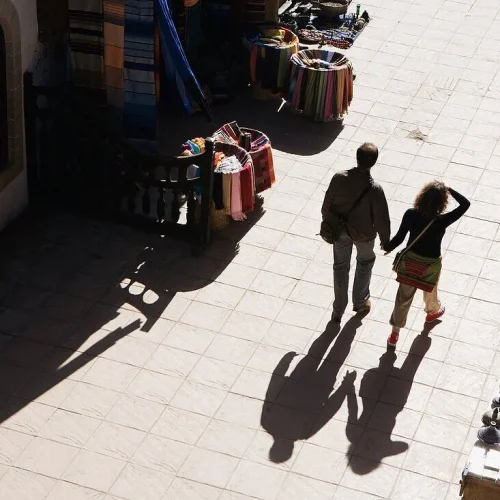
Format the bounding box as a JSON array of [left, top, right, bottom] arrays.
[[2, 0, 500, 499]]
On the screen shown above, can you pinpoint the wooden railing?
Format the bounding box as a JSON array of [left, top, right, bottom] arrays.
[[23, 80, 216, 254], [69, 96, 215, 255]]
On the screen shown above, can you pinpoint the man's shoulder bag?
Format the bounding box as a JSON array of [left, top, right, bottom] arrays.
[[320, 185, 372, 244]]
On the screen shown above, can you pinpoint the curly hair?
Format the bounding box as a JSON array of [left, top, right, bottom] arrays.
[[414, 181, 449, 220]]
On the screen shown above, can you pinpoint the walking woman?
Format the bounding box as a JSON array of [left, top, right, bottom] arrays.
[[383, 182, 470, 347]]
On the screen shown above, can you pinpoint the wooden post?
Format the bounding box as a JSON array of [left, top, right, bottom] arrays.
[[265, 0, 280, 21]]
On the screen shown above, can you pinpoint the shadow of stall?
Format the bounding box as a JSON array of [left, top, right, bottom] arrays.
[[0, 199, 264, 425], [158, 91, 345, 158]]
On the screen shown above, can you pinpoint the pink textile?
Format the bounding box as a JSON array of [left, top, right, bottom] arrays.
[[231, 171, 245, 221]]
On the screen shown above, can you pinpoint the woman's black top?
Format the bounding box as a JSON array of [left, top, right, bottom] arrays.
[[384, 188, 471, 258]]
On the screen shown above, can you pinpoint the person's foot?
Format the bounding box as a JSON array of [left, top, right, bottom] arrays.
[[353, 300, 371, 314], [387, 331, 399, 348], [425, 306, 445, 323]]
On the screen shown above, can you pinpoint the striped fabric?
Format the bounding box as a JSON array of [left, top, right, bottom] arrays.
[[103, 0, 125, 125], [123, 0, 158, 143], [396, 251, 442, 293], [69, 0, 105, 89]]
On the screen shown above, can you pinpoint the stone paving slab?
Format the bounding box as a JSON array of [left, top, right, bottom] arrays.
[[2, 0, 500, 499]]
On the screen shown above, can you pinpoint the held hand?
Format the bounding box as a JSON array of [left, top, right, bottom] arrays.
[[342, 370, 357, 385]]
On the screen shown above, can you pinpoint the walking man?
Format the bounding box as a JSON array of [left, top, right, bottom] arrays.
[[322, 143, 390, 322]]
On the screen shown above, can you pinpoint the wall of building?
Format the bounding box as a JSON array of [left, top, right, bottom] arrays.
[[0, 0, 40, 231]]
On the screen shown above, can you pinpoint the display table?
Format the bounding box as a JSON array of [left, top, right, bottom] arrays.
[[286, 48, 354, 122]]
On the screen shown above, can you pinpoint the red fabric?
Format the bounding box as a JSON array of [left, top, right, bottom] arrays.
[[241, 163, 255, 214], [396, 276, 434, 293], [252, 146, 275, 193]]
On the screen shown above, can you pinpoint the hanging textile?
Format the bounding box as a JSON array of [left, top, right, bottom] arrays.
[[156, 0, 212, 120], [69, 0, 105, 89], [246, 27, 299, 95], [213, 142, 255, 221], [245, 0, 266, 23], [182, 136, 256, 221], [184, 0, 202, 66], [171, 0, 186, 46], [213, 122, 274, 194], [103, 0, 125, 126], [286, 49, 354, 122], [123, 0, 158, 143]]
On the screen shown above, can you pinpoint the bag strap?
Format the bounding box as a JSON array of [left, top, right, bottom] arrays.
[[347, 184, 372, 219], [331, 184, 372, 220], [402, 218, 435, 256]]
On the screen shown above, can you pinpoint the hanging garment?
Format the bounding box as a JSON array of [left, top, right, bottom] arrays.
[[231, 172, 244, 221], [241, 163, 255, 213], [103, 0, 125, 126], [156, 0, 212, 120], [123, 0, 157, 143], [247, 27, 298, 93], [69, 0, 105, 89], [223, 174, 232, 215]]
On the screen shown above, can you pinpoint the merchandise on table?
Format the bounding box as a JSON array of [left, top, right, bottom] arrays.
[[286, 49, 353, 122], [317, 0, 351, 18], [245, 27, 299, 98]]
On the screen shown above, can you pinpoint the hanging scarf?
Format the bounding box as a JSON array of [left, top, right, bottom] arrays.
[[231, 172, 245, 221], [223, 174, 232, 215], [241, 163, 255, 214]]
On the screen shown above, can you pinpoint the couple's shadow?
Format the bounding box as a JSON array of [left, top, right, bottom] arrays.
[[261, 315, 432, 474]]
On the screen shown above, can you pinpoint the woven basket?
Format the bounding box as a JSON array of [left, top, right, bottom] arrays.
[[211, 201, 230, 231], [317, 0, 349, 17]]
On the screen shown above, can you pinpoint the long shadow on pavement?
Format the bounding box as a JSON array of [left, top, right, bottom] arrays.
[[345, 328, 433, 474], [261, 313, 366, 463]]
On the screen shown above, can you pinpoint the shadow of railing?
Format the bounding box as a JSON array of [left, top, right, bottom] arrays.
[[0, 200, 264, 425]]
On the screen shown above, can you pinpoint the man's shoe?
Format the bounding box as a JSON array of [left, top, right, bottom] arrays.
[[353, 300, 371, 314], [425, 306, 445, 323], [387, 331, 399, 348]]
